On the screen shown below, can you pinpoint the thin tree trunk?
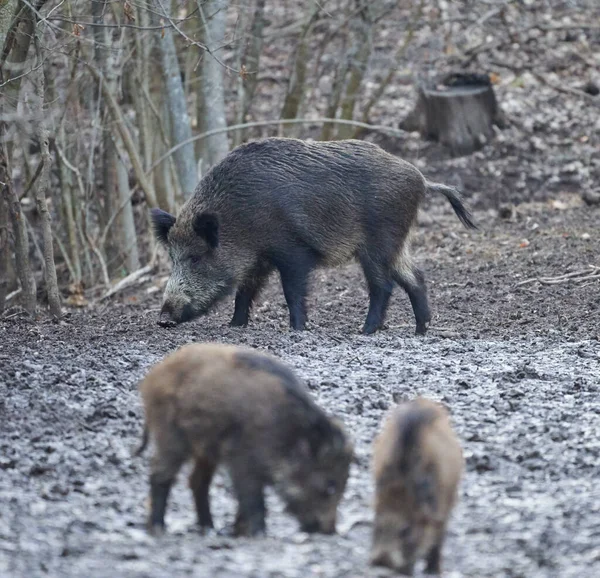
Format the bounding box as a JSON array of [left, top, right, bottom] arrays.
[[336, 2, 373, 139], [32, 33, 61, 317], [232, 7, 249, 148], [321, 33, 350, 141], [194, 19, 207, 168], [200, 0, 230, 167], [115, 141, 140, 271], [86, 63, 158, 208], [280, 2, 320, 135], [1, 150, 36, 315], [0, 0, 18, 55], [241, 0, 266, 123], [152, 0, 197, 196], [0, 191, 9, 312], [353, 0, 424, 137], [56, 125, 81, 283]]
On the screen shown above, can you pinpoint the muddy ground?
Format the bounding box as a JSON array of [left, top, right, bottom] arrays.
[[1, 200, 600, 578]]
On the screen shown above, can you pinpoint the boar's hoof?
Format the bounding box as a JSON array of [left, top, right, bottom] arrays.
[[361, 322, 382, 335], [415, 322, 430, 336], [148, 523, 166, 537], [158, 312, 178, 328]]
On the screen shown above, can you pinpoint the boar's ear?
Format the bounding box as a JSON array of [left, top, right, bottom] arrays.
[[150, 208, 176, 245], [193, 213, 219, 249], [293, 438, 313, 461]]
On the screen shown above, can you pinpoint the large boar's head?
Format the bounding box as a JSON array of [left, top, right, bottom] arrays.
[[151, 208, 235, 326]]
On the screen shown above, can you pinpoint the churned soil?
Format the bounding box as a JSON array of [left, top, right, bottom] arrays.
[[1, 200, 599, 578]]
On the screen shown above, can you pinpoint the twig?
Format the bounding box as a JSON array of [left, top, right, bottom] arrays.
[[146, 117, 408, 174], [98, 264, 153, 301], [19, 159, 43, 200], [80, 208, 110, 288], [98, 247, 159, 302], [6, 288, 22, 302], [516, 266, 600, 287]]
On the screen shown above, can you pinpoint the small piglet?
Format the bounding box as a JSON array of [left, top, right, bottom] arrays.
[[371, 398, 463, 575], [136, 343, 353, 536]]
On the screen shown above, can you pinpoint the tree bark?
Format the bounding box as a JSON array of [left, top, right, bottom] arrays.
[[200, 0, 230, 167], [92, 0, 118, 273], [1, 148, 36, 315], [354, 0, 423, 138], [336, 2, 373, 139], [321, 33, 350, 141], [0, 189, 9, 312], [239, 0, 266, 131], [32, 34, 61, 317], [152, 0, 197, 196], [280, 2, 319, 134], [86, 64, 158, 208], [115, 141, 140, 272], [55, 126, 81, 283], [0, 0, 17, 57]]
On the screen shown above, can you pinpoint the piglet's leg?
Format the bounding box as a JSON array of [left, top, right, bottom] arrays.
[[424, 530, 445, 575], [148, 432, 188, 535], [230, 459, 266, 536], [189, 457, 217, 530]]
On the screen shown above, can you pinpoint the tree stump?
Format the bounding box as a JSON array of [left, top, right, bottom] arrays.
[[400, 73, 506, 156]]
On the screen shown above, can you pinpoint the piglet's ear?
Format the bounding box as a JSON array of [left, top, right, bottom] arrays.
[[193, 213, 219, 249], [150, 208, 176, 245]]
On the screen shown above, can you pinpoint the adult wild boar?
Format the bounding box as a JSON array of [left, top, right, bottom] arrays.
[[371, 398, 463, 575], [136, 343, 353, 536], [151, 137, 476, 334]]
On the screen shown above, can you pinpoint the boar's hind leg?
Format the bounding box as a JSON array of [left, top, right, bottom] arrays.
[[230, 262, 273, 327], [189, 457, 217, 529], [359, 256, 394, 335], [273, 249, 317, 330], [392, 265, 431, 336]]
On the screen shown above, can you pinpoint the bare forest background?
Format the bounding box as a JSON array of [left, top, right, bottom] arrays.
[[0, 0, 598, 318]]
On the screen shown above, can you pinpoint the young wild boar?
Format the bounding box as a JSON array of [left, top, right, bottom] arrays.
[[151, 137, 476, 335], [371, 398, 463, 576], [136, 343, 353, 537]]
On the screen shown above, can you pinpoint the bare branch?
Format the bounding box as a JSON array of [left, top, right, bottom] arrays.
[[147, 117, 407, 175]]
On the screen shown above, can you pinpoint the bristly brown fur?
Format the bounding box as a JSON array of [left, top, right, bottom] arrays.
[[371, 397, 463, 576], [138, 342, 353, 537]]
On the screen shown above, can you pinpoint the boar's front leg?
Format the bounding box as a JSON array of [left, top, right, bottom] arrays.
[[149, 454, 185, 534], [189, 457, 217, 529], [230, 262, 272, 327], [273, 248, 317, 330], [230, 458, 266, 536]]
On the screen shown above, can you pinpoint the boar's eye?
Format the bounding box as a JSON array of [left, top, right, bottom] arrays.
[[398, 526, 411, 539], [188, 254, 202, 266], [323, 480, 337, 496]]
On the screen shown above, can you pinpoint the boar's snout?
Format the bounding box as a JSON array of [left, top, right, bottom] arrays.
[[158, 301, 195, 327], [298, 509, 336, 535], [370, 548, 413, 576]]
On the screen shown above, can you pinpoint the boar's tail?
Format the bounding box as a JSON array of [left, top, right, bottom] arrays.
[[426, 181, 477, 230], [398, 407, 437, 474], [134, 424, 149, 457]]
